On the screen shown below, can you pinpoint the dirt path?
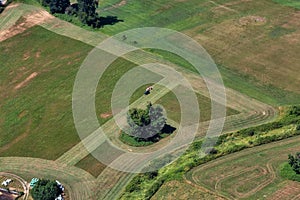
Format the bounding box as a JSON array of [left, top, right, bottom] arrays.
[[0, 157, 97, 199], [0, 4, 278, 200], [0, 5, 53, 42], [0, 172, 29, 200]]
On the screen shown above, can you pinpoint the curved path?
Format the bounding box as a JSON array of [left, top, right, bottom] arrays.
[[0, 172, 29, 200], [185, 136, 300, 199], [0, 4, 278, 200]]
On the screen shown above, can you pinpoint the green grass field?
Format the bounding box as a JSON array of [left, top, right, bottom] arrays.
[[0, 25, 158, 159], [1, 0, 300, 199], [152, 180, 224, 200], [0, 26, 91, 159], [98, 0, 300, 105], [272, 0, 300, 9]]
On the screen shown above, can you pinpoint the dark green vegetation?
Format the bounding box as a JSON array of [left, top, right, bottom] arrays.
[[120, 103, 176, 147], [126, 103, 166, 139], [37, 0, 123, 28], [280, 162, 300, 182], [31, 179, 60, 200], [288, 152, 300, 174], [121, 106, 300, 199]]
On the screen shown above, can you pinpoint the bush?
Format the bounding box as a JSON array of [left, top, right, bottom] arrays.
[[226, 144, 246, 154], [289, 106, 300, 116], [280, 162, 300, 182], [144, 178, 165, 200], [288, 152, 300, 174], [125, 176, 142, 193], [30, 179, 60, 200]]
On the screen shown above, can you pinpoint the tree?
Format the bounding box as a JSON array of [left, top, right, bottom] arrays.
[[288, 153, 300, 174], [77, 0, 98, 25], [127, 103, 166, 140], [31, 179, 60, 200], [49, 0, 70, 14]]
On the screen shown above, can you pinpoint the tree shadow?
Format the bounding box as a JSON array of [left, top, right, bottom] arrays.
[[161, 124, 176, 134], [134, 124, 176, 143], [95, 16, 124, 28]]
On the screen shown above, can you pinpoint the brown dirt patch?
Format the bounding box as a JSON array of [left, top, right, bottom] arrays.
[[23, 52, 30, 60], [210, 0, 239, 14], [239, 15, 267, 26], [35, 51, 41, 58], [0, 10, 54, 42], [100, 112, 112, 119], [14, 72, 38, 90]]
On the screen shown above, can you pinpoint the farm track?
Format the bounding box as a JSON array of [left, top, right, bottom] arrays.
[[0, 171, 29, 200], [0, 4, 279, 199]]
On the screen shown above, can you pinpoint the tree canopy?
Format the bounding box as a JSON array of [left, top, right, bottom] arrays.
[[49, 0, 70, 14], [31, 179, 60, 200], [77, 0, 98, 25], [127, 103, 166, 140], [288, 152, 300, 174]]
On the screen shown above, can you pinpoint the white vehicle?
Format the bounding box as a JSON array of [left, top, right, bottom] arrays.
[[1, 179, 12, 187], [55, 194, 64, 200]]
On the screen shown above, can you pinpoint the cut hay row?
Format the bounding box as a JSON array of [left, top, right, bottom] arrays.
[[56, 78, 178, 165], [0, 4, 24, 32], [0, 157, 97, 199], [0, 4, 279, 200], [186, 136, 300, 199]]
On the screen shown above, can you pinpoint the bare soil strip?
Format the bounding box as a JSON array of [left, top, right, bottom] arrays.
[[14, 72, 38, 90]]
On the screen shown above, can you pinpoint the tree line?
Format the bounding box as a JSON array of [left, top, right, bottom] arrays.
[[38, 0, 121, 28]]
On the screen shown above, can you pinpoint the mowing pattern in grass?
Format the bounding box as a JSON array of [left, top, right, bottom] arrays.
[[0, 3, 293, 200], [187, 136, 300, 200], [152, 180, 225, 200], [98, 0, 300, 104], [130, 83, 239, 123], [75, 154, 107, 178], [120, 106, 299, 199], [156, 89, 239, 123]]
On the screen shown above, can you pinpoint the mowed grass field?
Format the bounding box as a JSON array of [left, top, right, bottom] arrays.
[[0, 23, 236, 163], [98, 0, 300, 105], [184, 136, 300, 200], [0, 25, 91, 159], [0, 1, 300, 198], [0, 25, 156, 159], [151, 180, 225, 200]]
